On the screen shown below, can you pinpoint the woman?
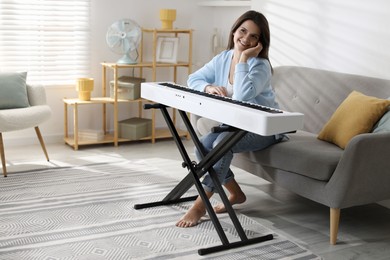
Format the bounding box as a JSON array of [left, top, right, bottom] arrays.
[[176, 10, 282, 228]]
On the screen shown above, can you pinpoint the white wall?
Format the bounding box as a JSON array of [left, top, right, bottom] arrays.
[[253, 0, 390, 79], [5, 0, 390, 145]]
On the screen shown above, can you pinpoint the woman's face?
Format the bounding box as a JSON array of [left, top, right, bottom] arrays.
[[233, 20, 261, 51]]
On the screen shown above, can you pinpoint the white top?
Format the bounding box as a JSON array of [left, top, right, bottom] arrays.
[[227, 80, 233, 97]]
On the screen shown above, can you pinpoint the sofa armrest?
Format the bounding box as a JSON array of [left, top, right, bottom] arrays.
[[26, 84, 47, 106], [326, 132, 390, 208]]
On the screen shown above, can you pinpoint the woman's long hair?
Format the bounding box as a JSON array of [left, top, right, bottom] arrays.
[[227, 10, 273, 71]]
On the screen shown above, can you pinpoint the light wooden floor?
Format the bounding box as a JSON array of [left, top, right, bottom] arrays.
[[3, 139, 390, 260]]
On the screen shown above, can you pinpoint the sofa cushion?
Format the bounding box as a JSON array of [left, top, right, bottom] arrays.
[[317, 91, 390, 149], [0, 72, 30, 109], [372, 111, 390, 133], [250, 131, 343, 181], [372, 97, 390, 133]]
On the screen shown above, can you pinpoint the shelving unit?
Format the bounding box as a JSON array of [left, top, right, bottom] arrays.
[[64, 28, 192, 150]]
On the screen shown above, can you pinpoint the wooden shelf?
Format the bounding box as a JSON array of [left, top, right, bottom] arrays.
[[64, 28, 192, 150], [63, 97, 143, 105], [152, 128, 188, 139], [64, 134, 116, 146], [198, 1, 251, 7], [142, 28, 193, 34], [155, 61, 191, 67], [100, 62, 154, 69], [64, 128, 188, 147], [100, 62, 191, 69]]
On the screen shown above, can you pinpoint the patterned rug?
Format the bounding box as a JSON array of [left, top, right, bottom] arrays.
[[0, 159, 321, 259]]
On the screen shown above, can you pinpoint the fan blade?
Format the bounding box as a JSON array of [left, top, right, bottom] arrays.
[[121, 39, 131, 53], [113, 20, 127, 33], [126, 28, 140, 38], [110, 22, 123, 34], [106, 35, 122, 48], [121, 19, 136, 32]]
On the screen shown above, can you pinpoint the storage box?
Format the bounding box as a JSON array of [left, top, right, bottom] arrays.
[[78, 129, 104, 141], [109, 76, 145, 100], [119, 117, 152, 140]]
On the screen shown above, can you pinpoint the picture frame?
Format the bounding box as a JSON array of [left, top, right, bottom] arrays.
[[156, 37, 179, 63]]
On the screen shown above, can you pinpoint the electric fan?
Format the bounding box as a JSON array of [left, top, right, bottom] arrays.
[[106, 19, 142, 64]]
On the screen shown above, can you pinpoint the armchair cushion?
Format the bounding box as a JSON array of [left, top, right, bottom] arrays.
[[317, 91, 390, 149], [0, 72, 30, 109]]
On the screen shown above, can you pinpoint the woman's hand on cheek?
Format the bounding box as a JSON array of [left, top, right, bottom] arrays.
[[240, 42, 263, 63]]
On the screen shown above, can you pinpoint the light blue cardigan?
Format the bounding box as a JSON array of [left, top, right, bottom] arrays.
[[187, 49, 279, 109]]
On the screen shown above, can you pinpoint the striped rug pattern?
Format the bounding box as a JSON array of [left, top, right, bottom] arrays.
[[0, 160, 321, 259]]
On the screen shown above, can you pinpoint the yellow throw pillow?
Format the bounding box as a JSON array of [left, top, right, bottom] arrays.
[[317, 91, 390, 149]]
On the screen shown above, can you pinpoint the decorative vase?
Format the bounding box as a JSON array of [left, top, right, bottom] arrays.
[[76, 78, 94, 101], [159, 9, 176, 29]]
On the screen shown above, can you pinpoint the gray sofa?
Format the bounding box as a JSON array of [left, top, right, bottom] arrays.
[[191, 66, 390, 245]]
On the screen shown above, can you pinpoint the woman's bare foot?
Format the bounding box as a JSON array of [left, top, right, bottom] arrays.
[[176, 193, 212, 228], [214, 178, 247, 213], [214, 192, 246, 213], [176, 206, 206, 228]]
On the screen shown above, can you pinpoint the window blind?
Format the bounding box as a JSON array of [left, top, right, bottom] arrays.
[[0, 0, 91, 86]]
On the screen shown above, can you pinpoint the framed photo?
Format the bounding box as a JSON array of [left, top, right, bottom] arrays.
[[156, 37, 179, 63]]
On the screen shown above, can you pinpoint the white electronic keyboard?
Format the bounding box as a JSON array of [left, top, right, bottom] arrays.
[[141, 82, 304, 136]]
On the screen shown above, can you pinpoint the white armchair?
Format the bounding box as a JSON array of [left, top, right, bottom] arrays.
[[0, 73, 51, 177]]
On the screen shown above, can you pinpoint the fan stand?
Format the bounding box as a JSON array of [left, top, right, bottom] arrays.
[[116, 52, 137, 64]]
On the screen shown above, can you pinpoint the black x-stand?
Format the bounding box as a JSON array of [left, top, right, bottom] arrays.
[[134, 104, 273, 256]]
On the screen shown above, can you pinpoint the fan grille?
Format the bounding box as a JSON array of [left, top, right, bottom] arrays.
[[106, 19, 141, 64]]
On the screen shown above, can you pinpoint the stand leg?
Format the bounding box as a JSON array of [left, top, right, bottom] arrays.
[[178, 110, 248, 241], [137, 104, 231, 245], [134, 104, 273, 255]]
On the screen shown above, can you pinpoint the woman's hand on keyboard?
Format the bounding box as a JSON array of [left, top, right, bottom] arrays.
[[205, 85, 228, 97]]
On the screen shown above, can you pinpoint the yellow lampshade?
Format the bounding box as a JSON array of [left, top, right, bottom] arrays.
[[159, 9, 176, 29], [76, 78, 94, 101]]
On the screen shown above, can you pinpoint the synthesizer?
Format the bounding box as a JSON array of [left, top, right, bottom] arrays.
[[141, 82, 304, 136]]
